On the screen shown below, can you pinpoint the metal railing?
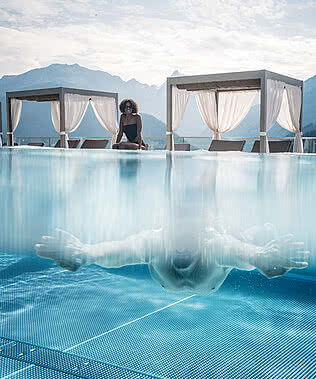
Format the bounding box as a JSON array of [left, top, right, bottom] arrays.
[[5, 136, 316, 153]]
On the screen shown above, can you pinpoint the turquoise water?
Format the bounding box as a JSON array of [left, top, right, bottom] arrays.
[[0, 148, 315, 378]]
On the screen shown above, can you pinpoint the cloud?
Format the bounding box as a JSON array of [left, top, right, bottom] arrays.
[[172, 0, 287, 28], [0, 0, 315, 84]]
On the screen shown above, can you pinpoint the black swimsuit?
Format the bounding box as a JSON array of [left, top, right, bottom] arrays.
[[123, 123, 145, 146], [123, 123, 138, 142]]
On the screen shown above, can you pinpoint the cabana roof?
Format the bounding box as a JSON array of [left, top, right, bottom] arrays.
[[168, 69, 302, 91], [166, 70, 304, 153], [6, 87, 118, 148], [6, 87, 117, 102]]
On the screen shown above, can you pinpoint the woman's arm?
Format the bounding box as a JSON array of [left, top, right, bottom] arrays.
[[136, 114, 143, 149], [116, 115, 124, 143]]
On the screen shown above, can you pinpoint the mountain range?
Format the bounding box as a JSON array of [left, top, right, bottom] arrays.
[[0, 64, 315, 139]]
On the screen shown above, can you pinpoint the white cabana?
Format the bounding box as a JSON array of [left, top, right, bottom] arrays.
[[166, 70, 303, 153], [6, 87, 119, 148]]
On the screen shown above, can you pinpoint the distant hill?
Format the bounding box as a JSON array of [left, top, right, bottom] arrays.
[[0, 64, 315, 139], [303, 75, 316, 127], [297, 122, 316, 137]]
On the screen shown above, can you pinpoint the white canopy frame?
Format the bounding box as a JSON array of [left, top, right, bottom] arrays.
[[166, 70, 303, 153], [6, 87, 118, 148]]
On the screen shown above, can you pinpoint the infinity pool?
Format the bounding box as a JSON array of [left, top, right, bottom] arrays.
[[0, 148, 315, 378]]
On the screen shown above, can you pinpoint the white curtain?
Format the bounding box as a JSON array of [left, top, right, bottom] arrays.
[[11, 98, 23, 133], [277, 84, 303, 153], [265, 80, 285, 152], [195, 90, 219, 139], [51, 94, 90, 147], [51, 101, 68, 147], [65, 94, 90, 133], [195, 90, 257, 140], [90, 96, 118, 146], [218, 90, 258, 135], [172, 86, 190, 132], [51, 101, 60, 133]]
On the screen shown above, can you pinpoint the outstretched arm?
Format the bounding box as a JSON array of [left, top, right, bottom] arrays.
[[83, 229, 163, 267], [205, 224, 309, 278], [250, 234, 309, 278], [35, 228, 163, 271]]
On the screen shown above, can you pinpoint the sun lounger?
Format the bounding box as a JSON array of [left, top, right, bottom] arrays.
[[54, 139, 80, 148], [27, 142, 45, 147], [174, 143, 191, 151], [80, 139, 109, 149], [251, 140, 292, 153], [208, 140, 245, 152], [164, 143, 191, 151]]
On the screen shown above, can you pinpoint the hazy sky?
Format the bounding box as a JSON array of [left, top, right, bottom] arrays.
[[0, 0, 315, 85]]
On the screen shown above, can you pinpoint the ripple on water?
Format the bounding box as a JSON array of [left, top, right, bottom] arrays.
[[0, 300, 32, 316]]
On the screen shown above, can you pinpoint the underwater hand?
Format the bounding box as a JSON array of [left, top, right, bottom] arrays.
[[35, 229, 86, 272], [205, 217, 227, 240], [254, 234, 309, 278]]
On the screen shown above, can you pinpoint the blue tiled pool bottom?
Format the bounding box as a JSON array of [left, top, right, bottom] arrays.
[[0, 337, 158, 379], [1, 264, 315, 379]]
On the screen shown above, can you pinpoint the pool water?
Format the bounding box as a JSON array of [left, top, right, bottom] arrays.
[[0, 148, 315, 378]]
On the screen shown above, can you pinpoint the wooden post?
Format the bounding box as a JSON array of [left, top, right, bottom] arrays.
[[59, 88, 67, 148], [166, 80, 173, 151], [6, 95, 13, 147], [259, 72, 267, 153]]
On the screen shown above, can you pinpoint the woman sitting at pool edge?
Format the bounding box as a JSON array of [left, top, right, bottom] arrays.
[[113, 99, 146, 150]]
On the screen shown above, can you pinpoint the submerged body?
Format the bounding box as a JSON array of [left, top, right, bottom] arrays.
[[36, 222, 309, 296]]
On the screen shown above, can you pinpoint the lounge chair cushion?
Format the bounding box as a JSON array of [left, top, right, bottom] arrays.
[[55, 139, 80, 148], [81, 139, 109, 149], [164, 143, 191, 151], [251, 140, 292, 153], [28, 143, 45, 147], [208, 140, 245, 152]]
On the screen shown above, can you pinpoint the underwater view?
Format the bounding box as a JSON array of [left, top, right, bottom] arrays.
[[0, 148, 315, 378]]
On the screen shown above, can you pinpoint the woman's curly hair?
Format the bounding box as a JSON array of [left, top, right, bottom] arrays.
[[119, 98, 138, 114]]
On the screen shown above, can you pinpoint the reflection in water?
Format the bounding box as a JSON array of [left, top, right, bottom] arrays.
[[119, 158, 141, 181], [0, 149, 314, 292], [35, 153, 309, 296]]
